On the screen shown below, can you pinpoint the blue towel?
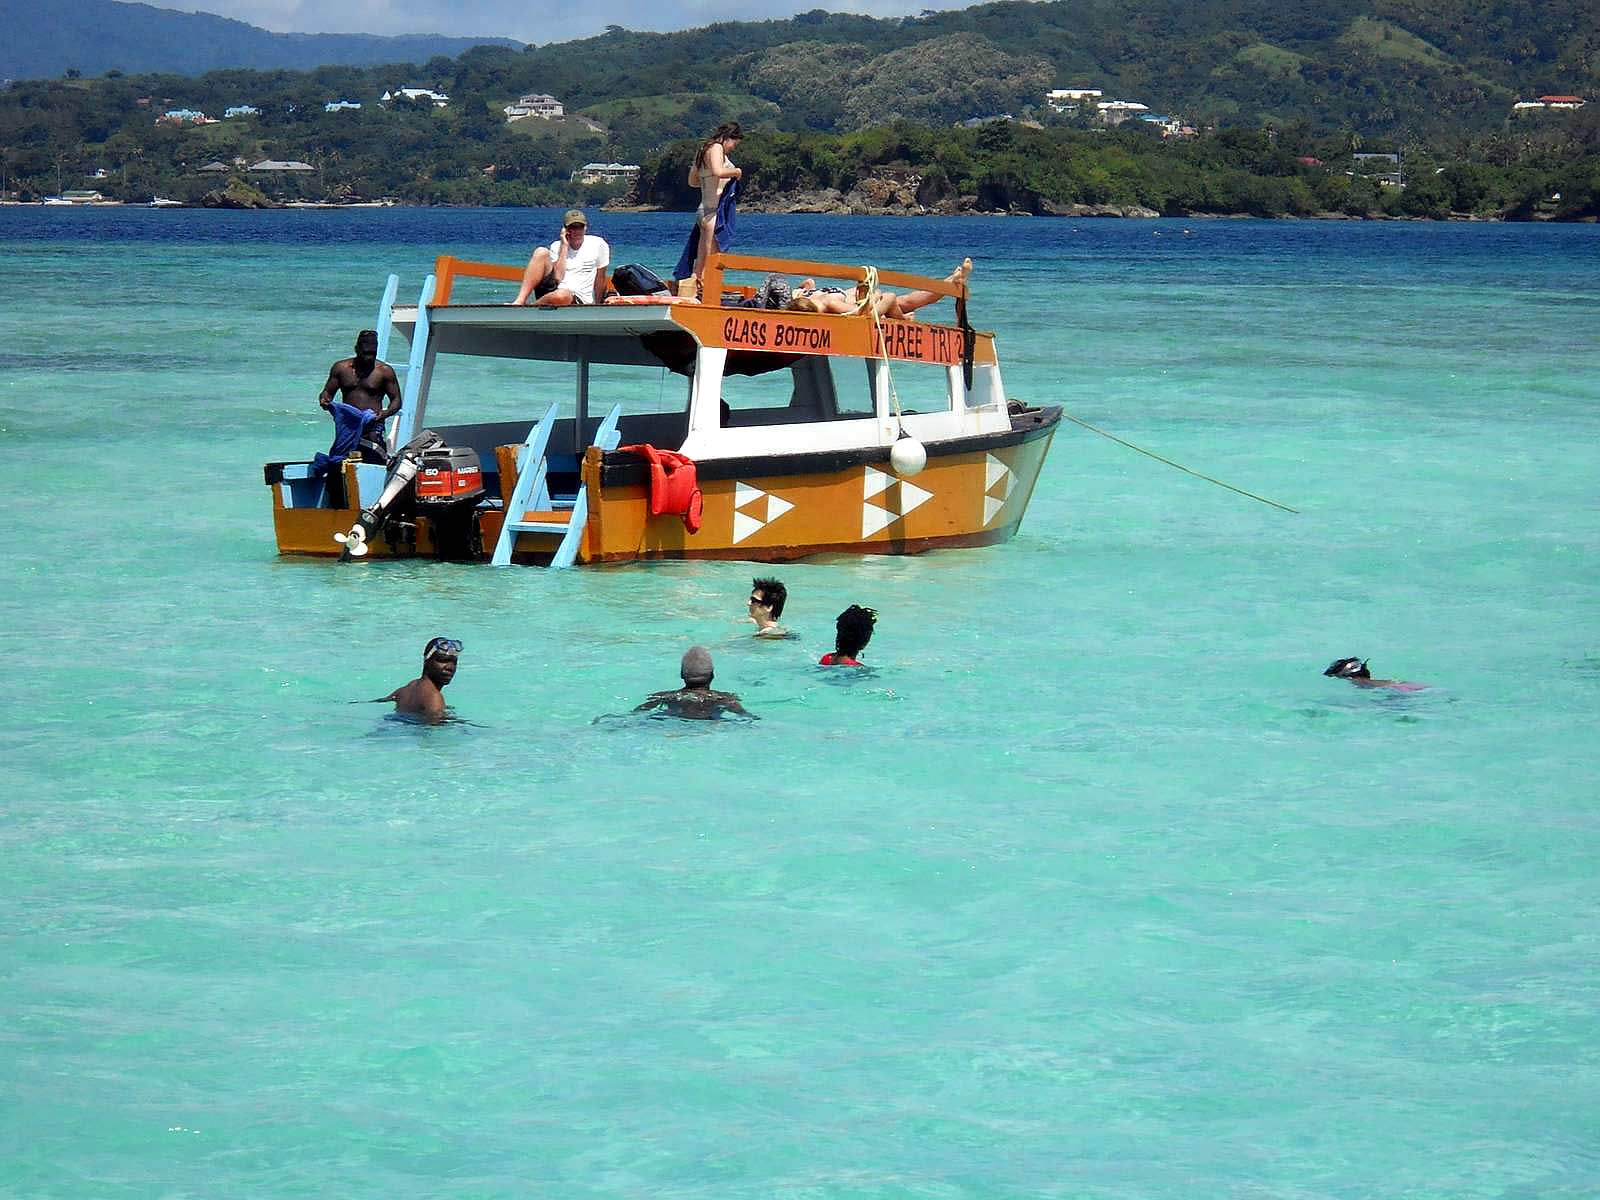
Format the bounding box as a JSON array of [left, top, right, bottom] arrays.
[[674, 177, 739, 283], [312, 402, 378, 477]]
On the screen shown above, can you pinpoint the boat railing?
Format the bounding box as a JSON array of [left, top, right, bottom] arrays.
[[426, 253, 968, 312], [431, 256, 524, 306], [701, 253, 969, 311]]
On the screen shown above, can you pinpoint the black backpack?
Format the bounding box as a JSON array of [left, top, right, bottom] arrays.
[[611, 263, 671, 296]]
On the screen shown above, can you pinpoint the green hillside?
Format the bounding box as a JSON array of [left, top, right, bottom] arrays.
[[0, 0, 1595, 217]]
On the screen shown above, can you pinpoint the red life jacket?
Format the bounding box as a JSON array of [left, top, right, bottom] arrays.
[[617, 444, 703, 533]]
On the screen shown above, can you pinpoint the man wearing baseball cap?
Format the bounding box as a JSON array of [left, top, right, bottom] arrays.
[[510, 208, 612, 306]]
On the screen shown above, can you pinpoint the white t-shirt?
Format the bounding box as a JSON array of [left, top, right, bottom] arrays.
[[547, 233, 610, 303]]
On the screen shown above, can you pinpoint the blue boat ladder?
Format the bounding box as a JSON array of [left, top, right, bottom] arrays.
[[491, 403, 622, 568]]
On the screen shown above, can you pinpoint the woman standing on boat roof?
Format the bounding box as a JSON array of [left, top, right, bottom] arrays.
[[682, 122, 743, 293]]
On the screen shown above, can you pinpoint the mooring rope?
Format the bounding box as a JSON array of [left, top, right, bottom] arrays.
[[1060, 408, 1299, 514], [860, 265, 909, 437]]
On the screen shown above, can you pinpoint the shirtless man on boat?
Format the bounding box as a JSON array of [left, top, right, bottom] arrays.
[[374, 637, 461, 722], [635, 647, 755, 720], [318, 329, 401, 464]]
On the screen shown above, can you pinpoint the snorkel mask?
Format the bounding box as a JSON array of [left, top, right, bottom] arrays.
[[1323, 657, 1370, 679]]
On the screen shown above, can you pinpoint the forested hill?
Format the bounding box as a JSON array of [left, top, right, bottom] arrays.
[[531, 0, 1595, 139], [0, 0, 521, 82], [4, 0, 1594, 137], [2, 0, 1595, 218]]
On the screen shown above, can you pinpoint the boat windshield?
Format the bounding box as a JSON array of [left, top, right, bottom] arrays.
[[721, 356, 871, 426]]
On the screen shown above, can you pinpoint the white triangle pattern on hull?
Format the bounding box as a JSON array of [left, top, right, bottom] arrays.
[[733, 510, 765, 544], [982, 453, 1016, 527], [862, 466, 934, 539], [732, 481, 794, 544]]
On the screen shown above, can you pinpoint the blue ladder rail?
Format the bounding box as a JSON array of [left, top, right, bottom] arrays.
[[490, 402, 562, 566], [550, 404, 621, 569], [373, 274, 400, 364], [389, 274, 435, 451]]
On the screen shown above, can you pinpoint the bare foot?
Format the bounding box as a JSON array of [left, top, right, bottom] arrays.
[[948, 257, 973, 287]]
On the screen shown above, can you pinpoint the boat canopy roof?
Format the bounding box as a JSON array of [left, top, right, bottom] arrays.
[[391, 302, 684, 367], [388, 252, 994, 372]]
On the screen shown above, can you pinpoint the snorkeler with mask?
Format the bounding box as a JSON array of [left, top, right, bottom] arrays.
[[1323, 657, 1427, 692], [373, 637, 462, 721]]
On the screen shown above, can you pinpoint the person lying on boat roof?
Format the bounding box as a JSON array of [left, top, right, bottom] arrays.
[[372, 637, 462, 722], [634, 647, 755, 720], [786, 258, 973, 320], [1323, 656, 1427, 692], [749, 577, 791, 639], [318, 329, 400, 465], [820, 605, 877, 667], [510, 208, 612, 307]]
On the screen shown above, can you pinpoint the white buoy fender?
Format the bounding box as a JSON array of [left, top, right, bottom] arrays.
[[890, 437, 927, 478]]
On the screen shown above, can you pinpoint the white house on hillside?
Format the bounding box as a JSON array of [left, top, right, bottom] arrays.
[[504, 93, 564, 121], [1046, 88, 1102, 112], [571, 161, 639, 184], [382, 88, 449, 107], [1096, 99, 1150, 126]]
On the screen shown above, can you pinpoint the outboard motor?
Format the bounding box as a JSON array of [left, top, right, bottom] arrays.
[[333, 430, 443, 558], [413, 443, 486, 559]]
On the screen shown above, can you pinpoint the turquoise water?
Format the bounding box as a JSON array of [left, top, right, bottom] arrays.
[[3, 210, 1598, 1197]]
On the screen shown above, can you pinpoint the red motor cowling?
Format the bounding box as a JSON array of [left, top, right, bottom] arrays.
[[415, 446, 485, 506]]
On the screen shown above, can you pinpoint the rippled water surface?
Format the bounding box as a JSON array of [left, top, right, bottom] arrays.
[[3, 209, 1598, 1198]]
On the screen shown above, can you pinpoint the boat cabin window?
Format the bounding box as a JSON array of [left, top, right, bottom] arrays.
[[885, 359, 956, 416], [966, 363, 1005, 412], [721, 355, 870, 427], [589, 361, 692, 446], [424, 354, 691, 460]]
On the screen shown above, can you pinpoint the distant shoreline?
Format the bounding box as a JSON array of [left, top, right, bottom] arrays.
[[2, 199, 1590, 223]]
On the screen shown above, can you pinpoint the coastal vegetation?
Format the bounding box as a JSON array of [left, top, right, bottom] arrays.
[[635, 122, 1600, 221], [0, 0, 1595, 218]]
